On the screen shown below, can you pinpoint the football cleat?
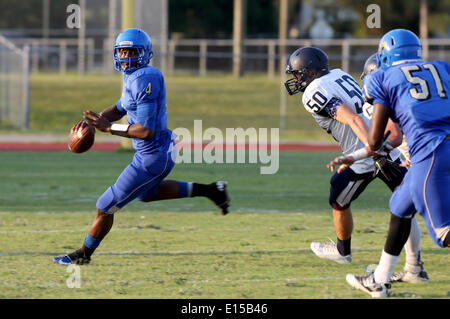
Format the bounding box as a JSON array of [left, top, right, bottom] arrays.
[[53, 255, 73, 265], [310, 240, 352, 264], [346, 273, 391, 298], [390, 261, 430, 283], [208, 181, 230, 215]]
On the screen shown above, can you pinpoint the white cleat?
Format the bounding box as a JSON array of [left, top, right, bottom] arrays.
[[390, 261, 430, 283], [310, 240, 352, 264], [346, 273, 391, 298]]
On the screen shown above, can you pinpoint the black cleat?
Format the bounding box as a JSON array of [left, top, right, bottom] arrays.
[[208, 181, 230, 215], [74, 256, 91, 265]]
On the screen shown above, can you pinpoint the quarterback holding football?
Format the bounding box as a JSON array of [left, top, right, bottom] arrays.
[[54, 28, 230, 265]]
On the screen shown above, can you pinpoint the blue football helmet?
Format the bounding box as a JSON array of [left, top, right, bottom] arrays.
[[113, 28, 153, 72], [377, 29, 422, 68]]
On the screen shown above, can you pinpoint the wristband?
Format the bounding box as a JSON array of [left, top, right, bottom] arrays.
[[346, 146, 370, 161], [110, 123, 130, 137], [384, 139, 394, 151]]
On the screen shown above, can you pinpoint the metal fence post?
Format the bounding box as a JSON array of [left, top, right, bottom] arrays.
[[268, 40, 275, 77], [32, 40, 39, 73], [59, 40, 67, 75], [104, 38, 113, 74], [87, 39, 94, 73], [341, 39, 350, 73], [168, 40, 176, 74], [199, 40, 207, 76], [22, 45, 30, 129]]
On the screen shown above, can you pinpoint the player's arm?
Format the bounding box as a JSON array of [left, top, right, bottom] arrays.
[[384, 119, 402, 148], [363, 101, 402, 149], [369, 103, 390, 151], [362, 69, 392, 151], [335, 103, 371, 145], [327, 103, 375, 172], [98, 104, 125, 123], [327, 107, 395, 172], [83, 110, 154, 139]]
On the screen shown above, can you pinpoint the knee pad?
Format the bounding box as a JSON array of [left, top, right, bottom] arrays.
[[96, 186, 121, 214]]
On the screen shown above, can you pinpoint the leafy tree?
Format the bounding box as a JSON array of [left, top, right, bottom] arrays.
[[169, 0, 278, 38]]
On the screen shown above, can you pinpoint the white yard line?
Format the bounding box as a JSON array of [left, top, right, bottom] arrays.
[[0, 246, 380, 256]]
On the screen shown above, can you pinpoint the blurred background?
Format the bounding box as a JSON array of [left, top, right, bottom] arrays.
[[0, 0, 449, 141]]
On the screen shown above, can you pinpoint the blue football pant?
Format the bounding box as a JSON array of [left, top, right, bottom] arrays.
[[390, 139, 450, 247], [96, 150, 175, 214]]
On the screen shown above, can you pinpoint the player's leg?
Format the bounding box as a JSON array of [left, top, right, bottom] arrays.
[[390, 215, 429, 283], [346, 170, 418, 297], [141, 180, 230, 214], [444, 232, 450, 247], [310, 168, 374, 263], [54, 152, 174, 265], [345, 216, 409, 299], [333, 207, 353, 254], [376, 160, 428, 283], [57, 209, 114, 265], [410, 141, 450, 248]]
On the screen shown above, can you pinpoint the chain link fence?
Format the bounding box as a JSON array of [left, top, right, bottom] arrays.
[[0, 35, 29, 129], [6, 37, 450, 76]]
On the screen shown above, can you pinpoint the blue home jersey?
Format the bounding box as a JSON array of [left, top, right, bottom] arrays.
[[362, 60, 450, 163], [115, 65, 172, 154]]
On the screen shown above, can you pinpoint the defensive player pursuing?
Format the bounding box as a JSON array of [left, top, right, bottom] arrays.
[[338, 29, 450, 297], [329, 53, 428, 284], [284, 46, 427, 283], [54, 28, 230, 265]]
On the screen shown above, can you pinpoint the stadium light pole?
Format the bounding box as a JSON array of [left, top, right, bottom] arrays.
[[119, 0, 135, 150], [233, 0, 246, 78], [105, 0, 118, 74], [419, 0, 428, 61], [160, 0, 168, 75], [279, 0, 288, 132], [77, 0, 86, 76], [42, 0, 50, 69]]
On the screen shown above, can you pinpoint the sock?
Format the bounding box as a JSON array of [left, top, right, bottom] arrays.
[[191, 183, 213, 197], [68, 234, 103, 260], [384, 213, 411, 256], [374, 250, 399, 284], [337, 237, 351, 256], [177, 181, 193, 198], [404, 216, 422, 265]]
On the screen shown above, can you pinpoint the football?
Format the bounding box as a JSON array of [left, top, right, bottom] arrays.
[[68, 122, 95, 153]]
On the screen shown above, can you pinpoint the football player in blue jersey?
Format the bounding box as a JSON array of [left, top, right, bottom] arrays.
[[340, 29, 450, 297], [53, 28, 230, 265]]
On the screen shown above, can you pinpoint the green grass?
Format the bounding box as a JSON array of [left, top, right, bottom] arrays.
[[10, 72, 338, 142], [0, 150, 448, 299]]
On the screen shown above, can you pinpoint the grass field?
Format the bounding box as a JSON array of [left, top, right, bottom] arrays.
[[0, 150, 448, 299]]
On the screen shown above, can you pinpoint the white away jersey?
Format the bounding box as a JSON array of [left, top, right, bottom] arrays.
[[301, 69, 382, 173]]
